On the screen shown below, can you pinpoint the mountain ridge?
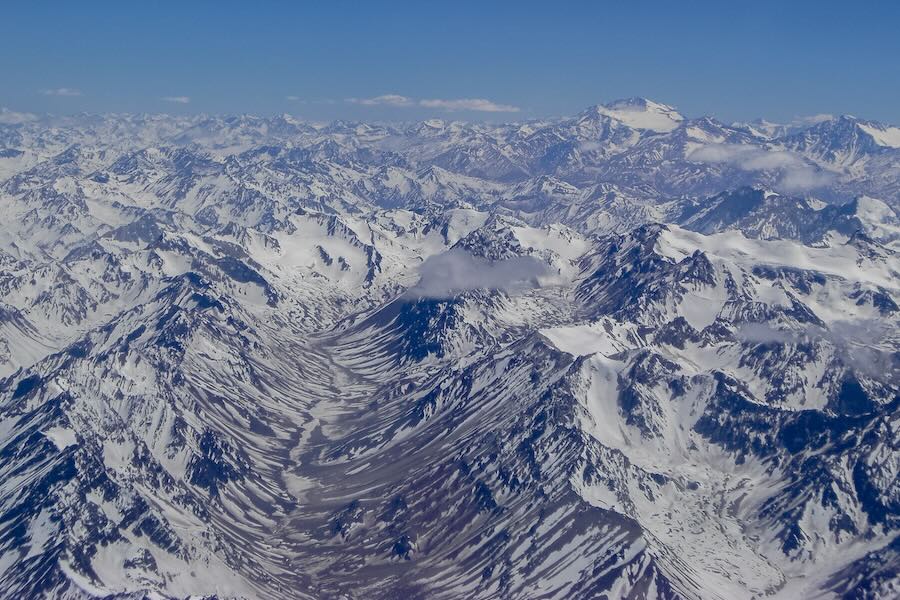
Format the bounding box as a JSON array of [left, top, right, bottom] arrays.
[[0, 99, 898, 599]]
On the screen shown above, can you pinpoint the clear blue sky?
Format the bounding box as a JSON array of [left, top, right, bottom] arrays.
[[2, 1, 899, 123]]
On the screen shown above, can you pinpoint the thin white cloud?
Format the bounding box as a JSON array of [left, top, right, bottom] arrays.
[[407, 249, 552, 299], [419, 98, 520, 112], [779, 167, 835, 192], [688, 143, 834, 191], [42, 88, 82, 97], [346, 94, 520, 112], [347, 94, 415, 107], [161, 96, 191, 104], [689, 144, 802, 170]]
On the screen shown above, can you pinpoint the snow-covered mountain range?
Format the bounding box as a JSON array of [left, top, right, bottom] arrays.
[[0, 99, 897, 599]]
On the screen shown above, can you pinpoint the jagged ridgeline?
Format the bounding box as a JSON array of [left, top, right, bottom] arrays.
[[0, 100, 898, 599]]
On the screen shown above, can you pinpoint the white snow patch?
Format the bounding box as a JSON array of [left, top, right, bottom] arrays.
[[596, 99, 684, 132], [42, 426, 78, 450], [858, 123, 900, 148]]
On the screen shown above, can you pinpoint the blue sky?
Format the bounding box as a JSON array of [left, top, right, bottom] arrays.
[[2, 1, 899, 123]]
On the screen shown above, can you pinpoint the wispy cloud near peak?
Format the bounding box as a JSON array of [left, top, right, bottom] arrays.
[[161, 96, 191, 104]]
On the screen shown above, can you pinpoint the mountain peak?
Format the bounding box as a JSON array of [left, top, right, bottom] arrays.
[[580, 97, 684, 132]]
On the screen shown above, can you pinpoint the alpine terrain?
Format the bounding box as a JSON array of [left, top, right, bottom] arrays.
[[0, 98, 898, 599]]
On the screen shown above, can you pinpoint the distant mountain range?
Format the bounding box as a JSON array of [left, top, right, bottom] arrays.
[[0, 99, 897, 599]]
